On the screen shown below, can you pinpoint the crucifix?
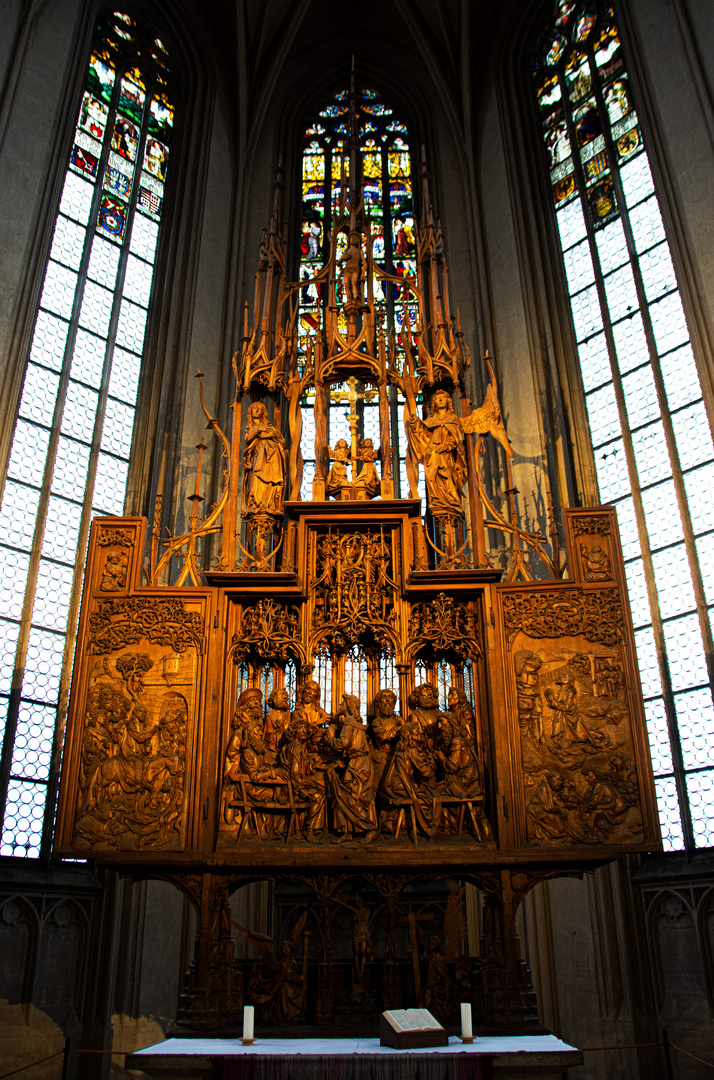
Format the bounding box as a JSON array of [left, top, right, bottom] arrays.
[[330, 375, 377, 481]]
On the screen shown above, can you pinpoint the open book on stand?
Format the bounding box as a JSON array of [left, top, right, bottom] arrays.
[[379, 1008, 449, 1049]]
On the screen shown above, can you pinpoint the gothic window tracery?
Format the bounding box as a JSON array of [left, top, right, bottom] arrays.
[[0, 9, 178, 858], [297, 87, 424, 502], [534, 0, 714, 851]]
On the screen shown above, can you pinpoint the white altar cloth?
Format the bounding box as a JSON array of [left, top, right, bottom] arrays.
[[132, 1035, 578, 1056]]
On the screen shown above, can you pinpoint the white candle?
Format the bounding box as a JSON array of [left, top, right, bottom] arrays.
[[242, 1004, 254, 1042], [460, 1002, 473, 1040]]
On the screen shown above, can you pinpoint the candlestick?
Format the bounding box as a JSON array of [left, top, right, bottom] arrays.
[[460, 1002, 474, 1044], [242, 1004, 254, 1045]]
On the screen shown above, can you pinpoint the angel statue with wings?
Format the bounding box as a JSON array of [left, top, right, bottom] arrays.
[[405, 364, 513, 521], [232, 910, 310, 1025]]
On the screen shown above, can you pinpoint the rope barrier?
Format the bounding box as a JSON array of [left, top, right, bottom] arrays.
[[2, 1035, 713, 1076], [0, 1052, 62, 1079], [578, 1041, 663, 1051], [671, 1043, 714, 1069], [0, 1046, 126, 1080], [69, 1048, 124, 1054]]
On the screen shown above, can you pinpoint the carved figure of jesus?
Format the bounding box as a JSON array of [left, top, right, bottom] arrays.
[[338, 230, 365, 304], [334, 893, 373, 989]]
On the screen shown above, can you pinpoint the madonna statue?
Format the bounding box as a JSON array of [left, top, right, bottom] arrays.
[[241, 400, 287, 519]]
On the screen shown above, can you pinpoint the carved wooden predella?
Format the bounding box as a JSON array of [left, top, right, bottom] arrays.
[[54, 504, 661, 871]]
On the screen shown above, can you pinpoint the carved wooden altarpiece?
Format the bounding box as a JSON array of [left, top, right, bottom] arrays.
[[54, 85, 660, 1035]]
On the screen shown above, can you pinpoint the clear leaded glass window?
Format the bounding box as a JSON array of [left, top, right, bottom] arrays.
[[0, 10, 176, 858], [298, 88, 424, 501], [534, 0, 714, 851]]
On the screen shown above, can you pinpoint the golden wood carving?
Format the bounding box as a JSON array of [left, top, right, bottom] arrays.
[[99, 551, 129, 591], [309, 527, 399, 655], [88, 596, 204, 654], [570, 513, 612, 536], [54, 78, 664, 1037], [502, 588, 624, 648], [517, 642, 644, 849], [231, 599, 304, 666], [407, 593, 480, 660], [580, 542, 613, 582], [217, 679, 495, 848], [71, 649, 192, 852], [96, 526, 135, 546]]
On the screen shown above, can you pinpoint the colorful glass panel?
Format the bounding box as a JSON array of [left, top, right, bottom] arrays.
[[0, 9, 177, 859], [298, 87, 416, 496]]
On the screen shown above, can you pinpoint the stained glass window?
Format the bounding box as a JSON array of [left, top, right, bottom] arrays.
[[535, 0, 714, 851], [0, 10, 177, 858], [298, 88, 422, 500]]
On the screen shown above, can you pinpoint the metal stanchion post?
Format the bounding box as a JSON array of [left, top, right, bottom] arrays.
[[59, 1038, 71, 1080], [662, 1029, 674, 1080]]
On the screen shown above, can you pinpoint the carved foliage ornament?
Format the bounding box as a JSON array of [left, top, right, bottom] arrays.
[[231, 599, 303, 664], [310, 528, 398, 653], [570, 515, 611, 537], [89, 597, 204, 655], [408, 592, 481, 660], [502, 589, 624, 647], [96, 526, 135, 547]]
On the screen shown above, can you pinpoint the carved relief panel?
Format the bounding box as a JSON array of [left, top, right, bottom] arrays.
[[54, 519, 210, 857], [496, 508, 661, 855]]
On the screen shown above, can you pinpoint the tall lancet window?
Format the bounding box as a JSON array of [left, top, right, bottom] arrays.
[[0, 10, 177, 858], [534, 0, 714, 851], [297, 86, 423, 501]]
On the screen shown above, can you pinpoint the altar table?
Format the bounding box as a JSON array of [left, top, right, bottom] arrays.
[[125, 1035, 583, 1080]]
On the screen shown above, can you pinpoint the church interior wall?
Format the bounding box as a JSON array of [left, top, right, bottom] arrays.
[[0, 2, 713, 1078], [477, 76, 550, 546]]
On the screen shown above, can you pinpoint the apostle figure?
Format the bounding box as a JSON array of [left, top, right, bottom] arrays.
[[581, 767, 628, 841], [408, 683, 443, 746], [371, 689, 402, 751], [438, 722, 493, 841], [380, 720, 441, 836], [446, 686, 477, 744], [224, 688, 264, 781], [327, 693, 378, 842], [241, 400, 287, 519], [239, 728, 288, 840], [279, 717, 327, 842], [263, 687, 291, 756], [526, 771, 580, 844], [370, 688, 403, 790]]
